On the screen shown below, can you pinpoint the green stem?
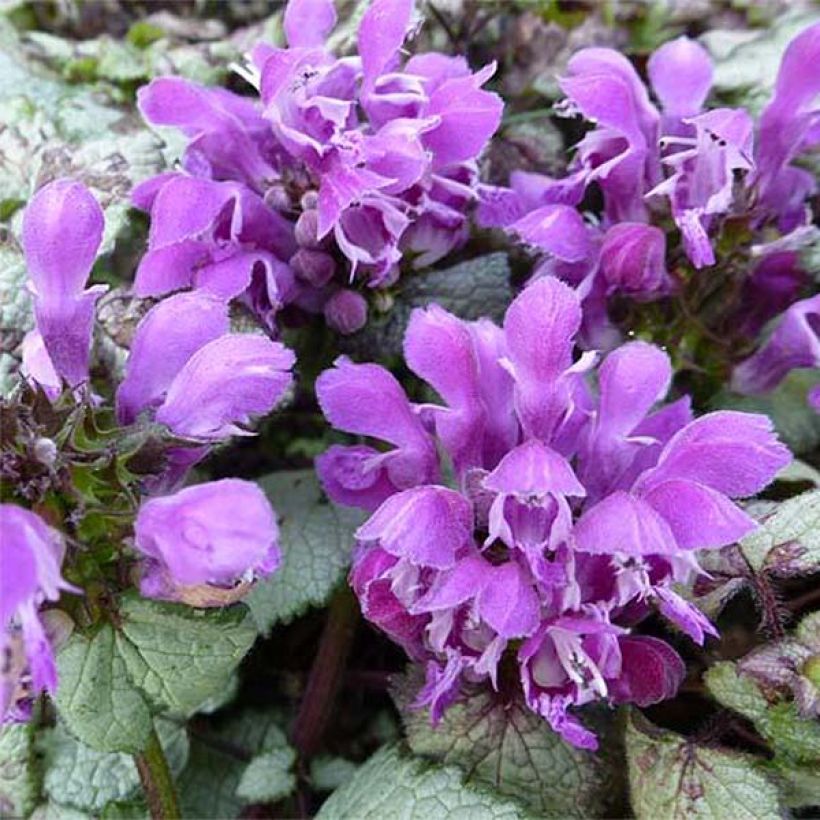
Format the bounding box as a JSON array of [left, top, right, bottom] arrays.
[[291, 586, 359, 759], [134, 726, 181, 820]]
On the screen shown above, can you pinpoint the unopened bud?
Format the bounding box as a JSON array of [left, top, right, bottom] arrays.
[[291, 248, 336, 288], [294, 209, 321, 249], [324, 289, 368, 335]]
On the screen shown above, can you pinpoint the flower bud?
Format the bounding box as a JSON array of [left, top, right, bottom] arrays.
[[600, 223, 672, 300], [291, 248, 336, 288], [264, 184, 291, 212], [300, 190, 319, 211], [294, 209, 321, 249], [324, 289, 368, 335]]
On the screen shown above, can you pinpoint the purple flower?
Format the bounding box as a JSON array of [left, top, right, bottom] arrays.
[[132, 175, 296, 329], [154, 334, 295, 440], [116, 290, 294, 441], [1, 505, 76, 723], [133, 479, 280, 600], [650, 107, 755, 269], [21, 180, 108, 391], [754, 23, 820, 230], [113, 291, 294, 490], [134, 0, 503, 334], [481, 23, 817, 340], [316, 277, 790, 748], [732, 294, 820, 400], [116, 290, 230, 425]]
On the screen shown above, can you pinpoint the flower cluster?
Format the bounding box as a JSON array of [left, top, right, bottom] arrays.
[[478, 23, 820, 400], [132, 0, 502, 335], [4, 179, 292, 722], [316, 277, 790, 748]]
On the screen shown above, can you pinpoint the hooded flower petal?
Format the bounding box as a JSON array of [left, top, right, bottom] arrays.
[[284, 0, 337, 48], [503, 277, 583, 441], [155, 335, 294, 440], [636, 411, 791, 498], [599, 223, 672, 299], [358, 0, 414, 90], [355, 486, 473, 569], [404, 304, 485, 475], [609, 636, 685, 706], [134, 479, 280, 592], [732, 294, 820, 396], [755, 22, 820, 218], [116, 291, 230, 424], [648, 36, 713, 118], [23, 179, 103, 302], [22, 180, 107, 388], [316, 357, 438, 489]]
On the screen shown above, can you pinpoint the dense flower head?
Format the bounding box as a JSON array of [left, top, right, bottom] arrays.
[[134, 0, 503, 334], [478, 23, 820, 394], [316, 277, 790, 748], [1, 505, 76, 723]]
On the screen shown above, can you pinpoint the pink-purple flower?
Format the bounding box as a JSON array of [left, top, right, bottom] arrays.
[[133, 479, 280, 601], [20, 180, 108, 393], [1, 505, 76, 723], [316, 277, 790, 748], [133, 0, 503, 334]]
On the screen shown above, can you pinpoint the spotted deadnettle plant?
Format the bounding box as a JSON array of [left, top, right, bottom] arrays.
[[6, 179, 291, 720], [132, 0, 502, 334], [316, 277, 790, 748], [478, 23, 820, 403]]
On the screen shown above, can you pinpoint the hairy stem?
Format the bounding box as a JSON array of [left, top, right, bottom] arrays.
[[291, 586, 359, 759], [135, 727, 181, 820]]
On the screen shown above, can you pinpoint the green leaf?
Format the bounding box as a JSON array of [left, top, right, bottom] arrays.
[[235, 748, 297, 804], [246, 470, 365, 632], [401, 687, 612, 818], [41, 719, 188, 813], [739, 489, 820, 576], [115, 594, 256, 716], [310, 756, 359, 792], [55, 625, 153, 754], [178, 709, 288, 819], [704, 662, 770, 723], [316, 745, 530, 820], [0, 240, 32, 396], [339, 253, 513, 362], [625, 710, 782, 819], [30, 801, 92, 820], [0, 722, 41, 818], [711, 370, 820, 455], [767, 759, 820, 808]]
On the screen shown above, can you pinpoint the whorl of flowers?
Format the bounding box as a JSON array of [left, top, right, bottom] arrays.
[[132, 0, 503, 335], [478, 23, 820, 400], [315, 276, 790, 748], [4, 179, 292, 722]]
